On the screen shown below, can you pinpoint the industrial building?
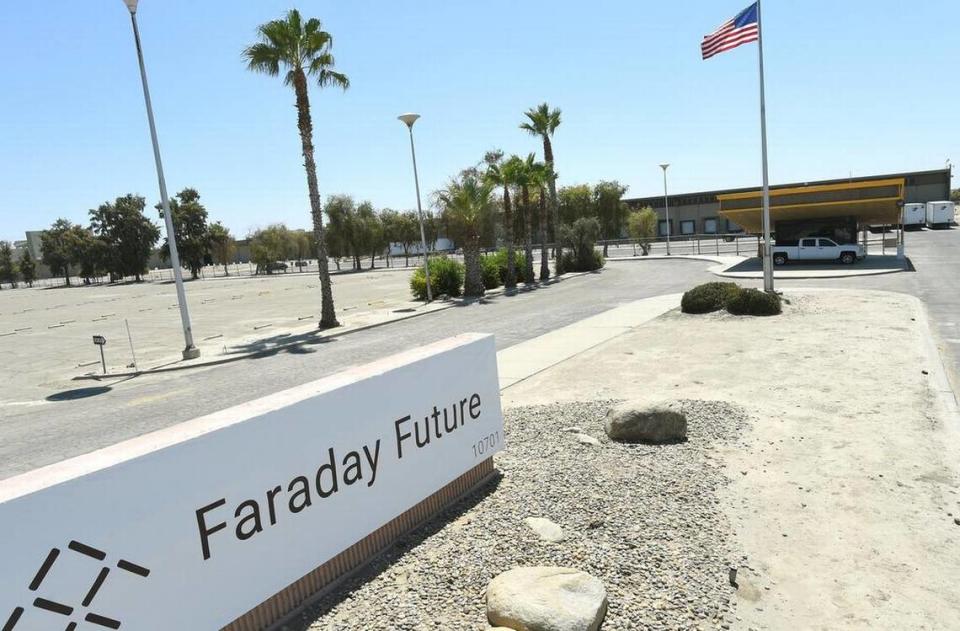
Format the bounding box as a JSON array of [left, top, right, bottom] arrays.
[[624, 168, 952, 238]]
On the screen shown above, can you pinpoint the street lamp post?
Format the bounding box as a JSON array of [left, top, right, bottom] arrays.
[[659, 164, 671, 256], [398, 113, 432, 302], [122, 0, 199, 359]]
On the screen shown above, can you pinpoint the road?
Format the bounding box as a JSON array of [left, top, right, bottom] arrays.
[[2, 227, 957, 480], [0, 259, 717, 479]]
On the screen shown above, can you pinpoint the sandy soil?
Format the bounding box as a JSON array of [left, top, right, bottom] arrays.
[[503, 289, 960, 629]]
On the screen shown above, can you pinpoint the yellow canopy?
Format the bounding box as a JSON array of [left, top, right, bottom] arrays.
[[718, 178, 905, 234]]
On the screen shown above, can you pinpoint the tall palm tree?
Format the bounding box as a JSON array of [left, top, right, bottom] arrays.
[[483, 151, 518, 289], [244, 9, 348, 329], [437, 173, 496, 298], [520, 103, 562, 263]]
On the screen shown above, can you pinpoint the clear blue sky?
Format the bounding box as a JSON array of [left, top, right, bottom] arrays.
[[1, 0, 956, 242]]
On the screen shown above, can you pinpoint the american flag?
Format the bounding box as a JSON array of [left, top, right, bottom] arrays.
[[702, 2, 760, 60]]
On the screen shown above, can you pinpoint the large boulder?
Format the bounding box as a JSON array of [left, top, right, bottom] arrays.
[[604, 400, 687, 443], [486, 566, 608, 631]]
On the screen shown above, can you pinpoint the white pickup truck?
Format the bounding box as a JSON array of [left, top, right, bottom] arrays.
[[771, 238, 865, 265]]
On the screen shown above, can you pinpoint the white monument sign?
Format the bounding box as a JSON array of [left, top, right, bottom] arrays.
[[0, 333, 504, 630]]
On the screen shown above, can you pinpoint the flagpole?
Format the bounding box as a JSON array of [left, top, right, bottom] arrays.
[[757, 0, 774, 292]]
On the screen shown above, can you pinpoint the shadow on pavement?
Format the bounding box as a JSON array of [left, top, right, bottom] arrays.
[[225, 329, 336, 357], [46, 386, 113, 401], [724, 254, 912, 273]]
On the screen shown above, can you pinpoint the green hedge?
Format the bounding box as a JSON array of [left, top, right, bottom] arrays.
[[726, 287, 782, 316], [680, 282, 782, 316], [557, 249, 605, 273], [410, 257, 464, 300], [681, 282, 741, 314], [480, 255, 501, 290], [488, 249, 527, 285]]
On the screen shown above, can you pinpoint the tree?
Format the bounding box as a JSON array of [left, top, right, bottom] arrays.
[[520, 103, 562, 262], [628, 207, 658, 256], [249, 224, 293, 273], [561, 217, 602, 271], [437, 172, 496, 298], [356, 201, 383, 269], [0, 242, 18, 288], [533, 164, 554, 280], [244, 9, 348, 329], [379, 209, 402, 268], [951, 189, 960, 204], [89, 194, 160, 282], [558, 184, 594, 225], [18, 249, 36, 287], [158, 188, 210, 279], [507, 153, 543, 284], [40, 219, 88, 286], [290, 229, 315, 270], [593, 180, 628, 256], [325, 194, 363, 270], [208, 222, 236, 276], [393, 211, 420, 266], [485, 151, 518, 288]]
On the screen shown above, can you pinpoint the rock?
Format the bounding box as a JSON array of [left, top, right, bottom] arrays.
[[604, 400, 687, 443], [575, 433, 601, 447], [524, 517, 565, 542], [487, 566, 608, 631]]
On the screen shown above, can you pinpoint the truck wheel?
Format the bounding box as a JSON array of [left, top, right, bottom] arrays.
[[773, 253, 787, 266], [840, 252, 855, 265]]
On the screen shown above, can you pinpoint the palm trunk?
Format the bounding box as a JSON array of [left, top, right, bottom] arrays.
[[522, 185, 534, 283], [503, 185, 516, 289], [539, 186, 550, 280], [293, 68, 339, 329], [463, 238, 484, 298], [544, 137, 560, 263]]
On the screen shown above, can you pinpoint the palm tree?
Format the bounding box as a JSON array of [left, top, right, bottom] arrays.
[[530, 161, 553, 280], [244, 10, 348, 329], [520, 103, 562, 263], [437, 173, 496, 298], [483, 150, 518, 289], [509, 153, 541, 284]]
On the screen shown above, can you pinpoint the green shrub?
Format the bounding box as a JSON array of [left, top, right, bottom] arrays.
[[410, 256, 464, 300], [480, 255, 501, 290], [726, 288, 782, 316], [681, 282, 741, 314], [488, 248, 527, 285], [558, 248, 605, 273]]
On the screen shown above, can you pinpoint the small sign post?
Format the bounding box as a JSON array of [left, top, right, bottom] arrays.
[[92, 335, 107, 374]]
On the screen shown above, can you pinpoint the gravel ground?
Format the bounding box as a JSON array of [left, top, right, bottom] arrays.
[[296, 399, 749, 630]]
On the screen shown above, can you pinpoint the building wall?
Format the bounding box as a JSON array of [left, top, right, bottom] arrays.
[[624, 168, 952, 235]]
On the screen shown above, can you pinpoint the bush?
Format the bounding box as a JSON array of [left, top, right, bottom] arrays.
[[410, 256, 464, 300], [681, 282, 741, 314], [726, 288, 782, 316], [480, 255, 501, 290], [558, 248, 605, 273], [488, 249, 527, 285]]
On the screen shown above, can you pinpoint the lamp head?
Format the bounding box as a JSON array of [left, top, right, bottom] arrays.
[[123, 0, 138, 14], [659, 163, 670, 171], [397, 113, 420, 129]]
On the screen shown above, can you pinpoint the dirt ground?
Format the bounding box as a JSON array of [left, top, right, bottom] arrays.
[[502, 289, 960, 630], [0, 268, 415, 400]]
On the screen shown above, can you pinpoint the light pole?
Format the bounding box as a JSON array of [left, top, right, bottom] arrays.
[[398, 113, 432, 302], [659, 164, 671, 256], [122, 0, 199, 359]]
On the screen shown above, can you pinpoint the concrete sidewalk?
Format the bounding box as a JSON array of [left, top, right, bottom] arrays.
[[496, 293, 682, 390]]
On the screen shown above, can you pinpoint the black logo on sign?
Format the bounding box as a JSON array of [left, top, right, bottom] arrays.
[[3, 540, 150, 630]]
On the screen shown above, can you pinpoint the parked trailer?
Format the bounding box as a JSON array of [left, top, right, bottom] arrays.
[[926, 201, 955, 228], [902, 203, 926, 227]]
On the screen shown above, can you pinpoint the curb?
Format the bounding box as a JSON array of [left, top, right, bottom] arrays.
[[72, 269, 595, 382]]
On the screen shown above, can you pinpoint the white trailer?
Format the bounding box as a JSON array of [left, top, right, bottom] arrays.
[[926, 201, 955, 228], [902, 203, 926, 227]]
